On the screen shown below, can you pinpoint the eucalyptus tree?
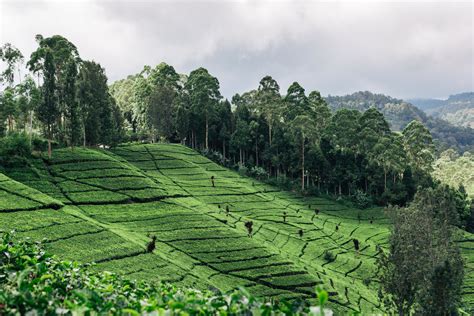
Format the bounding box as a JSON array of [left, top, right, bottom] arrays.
[[16, 76, 41, 141], [28, 34, 81, 144], [77, 60, 117, 146], [256, 76, 281, 146], [0, 43, 24, 86], [308, 90, 331, 143], [284, 82, 309, 121], [290, 115, 316, 190], [36, 50, 59, 158], [185, 67, 221, 149], [0, 88, 17, 132], [402, 120, 435, 176]]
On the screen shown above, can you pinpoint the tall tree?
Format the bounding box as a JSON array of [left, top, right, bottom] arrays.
[[36, 50, 59, 158], [284, 82, 309, 121], [256, 76, 281, 146], [185, 68, 221, 150], [64, 59, 81, 147], [378, 188, 464, 315], [28, 35, 81, 143], [77, 61, 116, 146], [402, 120, 435, 175], [0, 43, 24, 86]]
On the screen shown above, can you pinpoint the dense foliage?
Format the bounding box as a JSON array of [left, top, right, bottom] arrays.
[[327, 91, 474, 153], [0, 232, 334, 315], [0, 34, 472, 215], [377, 188, 466, 315], [409, 92, 474, 129]]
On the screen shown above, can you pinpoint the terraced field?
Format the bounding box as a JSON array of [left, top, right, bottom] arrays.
[[1, 144, 472, 313]]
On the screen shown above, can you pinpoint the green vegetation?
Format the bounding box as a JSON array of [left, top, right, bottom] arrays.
[[1, 34, 473, 314], [0, 143, 472, 314], [409, 92, 474, 129], [1, 232, 336, 315], [326, 91, 474, 153], [433, 149, 474, 197]]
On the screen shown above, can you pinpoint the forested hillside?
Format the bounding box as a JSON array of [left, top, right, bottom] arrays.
[[326, 91, 474, 153], [409, 92, 474, 128], [0, 144, 473, 314], [1, 35, 473, 315]]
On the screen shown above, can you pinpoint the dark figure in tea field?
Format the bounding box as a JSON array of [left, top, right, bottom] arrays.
[[211, 176, 215, 187], [335, 224, 339, 231], [283, 212, 287, 222], [226, 205, 230, 216], [147, 235, 157, 253], [315, 208, 319, 215], [353, 238, 360, 252], [245, 221, 253, 237], [298, 229, 303, 238]]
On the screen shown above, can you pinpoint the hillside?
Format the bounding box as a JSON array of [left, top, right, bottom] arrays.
[[325, 91, 474, 152], [0, 144, 472, 313], [408, 92, 474, 128]]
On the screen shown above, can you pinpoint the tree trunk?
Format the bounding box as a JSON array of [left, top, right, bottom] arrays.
[[83, 123, 86, 147], [255, 139, 258, 166], [47, 126, 52, 159], [301, 135, 305, 191], [239, 147, 242, 165], [29, 110, 33, 146], [384, 170, 387, 192], [205, 115, 209, 150], [338, 183, 342, 196], [268, 123, 272, 146], [223, 139, 226, 158]]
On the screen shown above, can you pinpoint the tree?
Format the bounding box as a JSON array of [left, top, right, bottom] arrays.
[[0, 88, 17, 132], [147, 84, 176, 141], [402, 120, 435, 175], [284, 82, 309, 121], [256, 76, 281, 146], [290, 115, 315, 190], [378, 188, 464, 315], [185, 68, 221, 149], [0, 43, 24, 86], [77, 61, 117, 146], [28, 35, 81, 144], [15, 76, 41, 142], [64, 58, 81, 147], [36, 50, 59, 158], [308, 90, 331, 142]]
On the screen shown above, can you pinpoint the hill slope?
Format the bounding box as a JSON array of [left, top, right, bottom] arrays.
[[0, 144, 472, 313], [409, 92, 474, 128], [325, 91, 474, 152]]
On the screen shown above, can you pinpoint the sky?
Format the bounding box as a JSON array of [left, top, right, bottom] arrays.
[[0, 0, 473, 100]]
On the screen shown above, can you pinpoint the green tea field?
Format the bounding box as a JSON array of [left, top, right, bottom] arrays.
[[1, 143, 472, 313]]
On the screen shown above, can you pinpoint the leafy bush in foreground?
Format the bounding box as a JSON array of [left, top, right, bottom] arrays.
[[0, 232, 334, 315]]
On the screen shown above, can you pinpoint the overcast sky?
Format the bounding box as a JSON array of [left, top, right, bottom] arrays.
[[1, 0, 473, 99]]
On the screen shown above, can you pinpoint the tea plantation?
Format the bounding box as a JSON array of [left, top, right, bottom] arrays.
[[1, 143, 472, 314]]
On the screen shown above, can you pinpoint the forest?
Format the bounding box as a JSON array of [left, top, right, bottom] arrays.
[[0, 35, 473, 315]]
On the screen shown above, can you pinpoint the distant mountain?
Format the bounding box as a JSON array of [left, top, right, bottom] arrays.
[[408, 92, 474, 128], [325, 91, 474, 153]]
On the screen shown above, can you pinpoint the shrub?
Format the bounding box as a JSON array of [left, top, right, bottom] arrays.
[[247, 166, 268, 180], [351, 189, 372, 209], [0, 232, 332, 315], [323, 250, 335, 262], [0, 132, 31, 158]]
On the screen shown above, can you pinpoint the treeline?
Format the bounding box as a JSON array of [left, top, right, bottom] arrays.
[[0, 36, 123, 158], [0, 36, 471, 223], [111, 63, 438, 205]]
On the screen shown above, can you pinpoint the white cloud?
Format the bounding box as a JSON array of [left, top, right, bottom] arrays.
[[0, 0, 472, 99]]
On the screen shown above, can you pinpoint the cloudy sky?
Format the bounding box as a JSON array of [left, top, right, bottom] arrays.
[[1, 0, 472, 99]]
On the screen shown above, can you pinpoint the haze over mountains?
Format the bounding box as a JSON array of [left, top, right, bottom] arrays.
[[324, 91, 474, 153], [408, 92, 474, 129]]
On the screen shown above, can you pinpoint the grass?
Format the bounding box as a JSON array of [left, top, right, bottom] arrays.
[[0, 143, 472, 314]]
